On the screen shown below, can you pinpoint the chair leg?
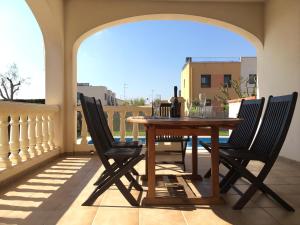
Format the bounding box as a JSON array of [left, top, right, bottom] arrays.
[[115, 179, 139, 206], [125, 172, 143, 191], [181, 141, 186, 171], [233, 183, 258, 210], [220, 169, 238, 192], [131, 167, 139, 176], [82, 155, 144, 206], [260, 183, 295, 211], [204, 168, 212, 178]]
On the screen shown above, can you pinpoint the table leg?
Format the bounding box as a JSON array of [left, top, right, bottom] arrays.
[[192, 135, 198, 177], [146, 125, 156, 198], [211, 126, 220, 199], [145, 127, 148, 179]]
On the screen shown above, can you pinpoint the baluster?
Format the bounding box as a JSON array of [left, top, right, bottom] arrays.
[[81, 116, 88, 145], [107, 111, 114, 136], [132, 111, 139, 141], [42, 113, 50, 152], [35, 114, 43, 154], [19, 114, 30, 161], [119, 111, 126, 142], [0, 114, 11, 168], [9, 113, 21, 164], [48, 113, 55, 150], [28, 113, 37, 157]]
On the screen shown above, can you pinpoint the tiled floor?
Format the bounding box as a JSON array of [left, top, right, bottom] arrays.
[[0, 151, 300, 225]]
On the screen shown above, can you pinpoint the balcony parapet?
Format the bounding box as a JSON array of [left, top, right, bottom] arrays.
[[0, 101, 60, 183]]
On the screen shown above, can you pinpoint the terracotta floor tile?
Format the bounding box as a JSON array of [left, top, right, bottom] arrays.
[[139, 208, 187, 225]]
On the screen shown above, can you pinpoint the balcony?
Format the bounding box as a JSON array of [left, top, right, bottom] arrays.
[[0, 0, 300, 224], [0, 101, 300, 224]]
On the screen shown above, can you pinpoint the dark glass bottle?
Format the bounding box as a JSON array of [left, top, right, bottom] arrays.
[[171, 86, 181, 118]]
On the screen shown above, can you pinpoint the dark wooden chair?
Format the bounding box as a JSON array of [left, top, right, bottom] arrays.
[[79, 93, 144, 206], [219, 92, 297, 210], [155, 102, 189, 170], [201, 98, 265, 178], [95, 99, 141, 176], [96, 99, 143, 149]]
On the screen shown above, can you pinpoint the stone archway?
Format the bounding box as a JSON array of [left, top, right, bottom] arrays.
[[70, 14, 263, 151]]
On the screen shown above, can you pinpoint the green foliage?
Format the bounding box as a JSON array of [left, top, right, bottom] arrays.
[[123, 98, 146, 106], [215, 78, 257, 105]]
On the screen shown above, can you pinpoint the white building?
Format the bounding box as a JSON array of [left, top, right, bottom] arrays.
[[77, 83, 117, 105], [240, 57, 257, 96]]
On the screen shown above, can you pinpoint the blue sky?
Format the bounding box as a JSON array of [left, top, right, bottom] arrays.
[[0, 0, 44, 99], [0, 0, 256, 100]]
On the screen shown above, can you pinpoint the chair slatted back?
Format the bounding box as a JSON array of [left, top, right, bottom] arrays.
[[79, 93, 111, 167], [228, 98, 265, 148], [157, 102, 184, 140], [96, 99, 115, 144], [250, 92, 297, 159], [159, 103, 172, 117]]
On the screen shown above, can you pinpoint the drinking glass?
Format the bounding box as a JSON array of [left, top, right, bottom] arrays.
[[186, 100, 192, 117], [199, 93, 207, 118], [153, 99, 161, 117]]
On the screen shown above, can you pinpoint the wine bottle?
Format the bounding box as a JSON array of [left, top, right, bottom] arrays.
[[171, 86, 181, 118]]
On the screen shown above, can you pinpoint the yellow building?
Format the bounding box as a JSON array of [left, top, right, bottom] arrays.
[[181, 57, 241, 107]]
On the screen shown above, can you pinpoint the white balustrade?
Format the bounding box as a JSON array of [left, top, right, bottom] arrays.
[[132, 111, 139, 141], [28, 113, 37, 157], [48, 114, 55, 150], [19, 114, 30, 161], [35, 114, 43, 154], [119, 111, 126, 142], [0, 101, 59, 171], [9, 114, 21, 164], [75, 105, 152, 151], [0, 114, 11, 168], [42, 114, 50, 152]]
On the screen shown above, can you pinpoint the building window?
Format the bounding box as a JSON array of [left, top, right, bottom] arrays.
[[206, 99, 212, 106], [183, 79, 185, 88], [104, 93, 107, 100], [224, 74, 232, 87], [248, 74, 257, 84], [201, 74, 211, 88]]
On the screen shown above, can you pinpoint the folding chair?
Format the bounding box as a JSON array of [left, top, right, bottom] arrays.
[[95, 99, 141, 176], [80, 93, 144, 206], [201, 98, 265, 178], [155, 102, 189, 170], [220, 92, 297, 211]]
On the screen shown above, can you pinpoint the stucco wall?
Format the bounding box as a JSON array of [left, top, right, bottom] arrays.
[[261, 0, 300, 161], [190, 62, 241, 106], [26, 0, 65, 148]]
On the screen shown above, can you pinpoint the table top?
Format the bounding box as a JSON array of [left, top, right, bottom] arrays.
[[127, 116, 242, 128]]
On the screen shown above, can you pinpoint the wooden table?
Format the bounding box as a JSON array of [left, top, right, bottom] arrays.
[[127, 116, 242, 206]]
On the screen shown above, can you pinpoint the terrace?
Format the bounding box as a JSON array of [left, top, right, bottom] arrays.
[[1, 0, 300, 224]]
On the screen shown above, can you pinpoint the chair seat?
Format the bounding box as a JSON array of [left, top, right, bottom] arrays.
[[220, 148, 266, 162], [112, 141, 143, 148], [104, 147, 142, 160]]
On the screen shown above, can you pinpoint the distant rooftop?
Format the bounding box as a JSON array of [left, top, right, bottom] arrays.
[[185, 57, 242, 63]]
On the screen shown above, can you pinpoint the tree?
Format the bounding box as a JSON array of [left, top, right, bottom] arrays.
[[215, 78, 256, 105], [0, 63, 28, 100]]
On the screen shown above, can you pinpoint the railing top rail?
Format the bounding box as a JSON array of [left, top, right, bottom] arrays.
[[76, 105, 152, 113], [0, 101, 60, 113]]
